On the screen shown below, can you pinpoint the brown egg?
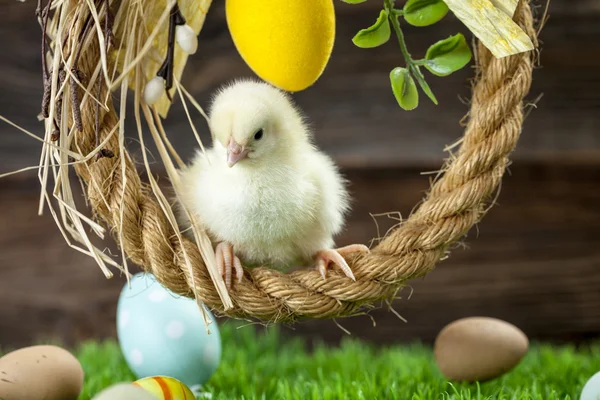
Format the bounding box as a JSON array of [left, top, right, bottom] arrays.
[[0, 345, 84, 400], [434, 317, 529, 382]]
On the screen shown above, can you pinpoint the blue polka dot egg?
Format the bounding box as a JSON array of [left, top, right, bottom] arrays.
[[117, 272, 221, 390]]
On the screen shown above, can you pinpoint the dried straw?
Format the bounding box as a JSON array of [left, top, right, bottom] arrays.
[[36, 0, 536, 322]]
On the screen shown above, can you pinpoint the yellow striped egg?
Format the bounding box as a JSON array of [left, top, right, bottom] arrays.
[[226, 0, 336, 92], [133, 376, 195, 400]]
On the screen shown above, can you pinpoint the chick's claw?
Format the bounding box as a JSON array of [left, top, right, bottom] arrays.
[[335, 244, 371, 257], [315, 244, 370, 281], [215, 242, 244, 288]]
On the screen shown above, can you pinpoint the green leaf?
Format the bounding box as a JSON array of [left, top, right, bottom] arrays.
[[411, 66, 438, 105], [352, 10, 391, 48], [390, 67, 419, 110], [403, 0, 449, 27], [424, 33, 472, 76], [341, 0, 367, 3]]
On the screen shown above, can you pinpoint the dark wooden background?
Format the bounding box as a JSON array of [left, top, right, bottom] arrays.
[[0, 0, 599, 349]]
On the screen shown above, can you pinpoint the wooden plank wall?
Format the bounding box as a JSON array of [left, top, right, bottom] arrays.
[[2, 0, 600, 169], [0, 0, 599, 348]]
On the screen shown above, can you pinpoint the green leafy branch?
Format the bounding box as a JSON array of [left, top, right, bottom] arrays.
[[343, 0, 473, 110]]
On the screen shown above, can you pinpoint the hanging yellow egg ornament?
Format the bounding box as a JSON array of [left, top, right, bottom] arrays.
[[133, 376, 196, 400], [225, 0, 336, 92]]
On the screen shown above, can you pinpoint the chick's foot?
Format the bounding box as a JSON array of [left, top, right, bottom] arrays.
[[215, 242, 244, 288], [315, 244, 370, 281]]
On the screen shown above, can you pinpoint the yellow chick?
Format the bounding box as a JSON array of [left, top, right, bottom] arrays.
[[177, 79, 368, 287]]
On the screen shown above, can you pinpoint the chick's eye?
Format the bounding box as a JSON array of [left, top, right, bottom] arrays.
[[254, 129, 264, 141]]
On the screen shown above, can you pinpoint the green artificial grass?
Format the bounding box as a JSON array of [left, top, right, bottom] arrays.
[[1, 323, 594, 400], [71, 322, 600, 400]]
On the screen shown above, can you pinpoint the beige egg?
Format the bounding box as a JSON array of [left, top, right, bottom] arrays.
[[434, 317, 528, 382], [0, 345, 84, 400], [92, 383, 159, 400]]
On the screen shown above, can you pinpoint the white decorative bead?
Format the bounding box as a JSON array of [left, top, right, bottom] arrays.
[[176, 24, 198, 55], [143, 76, 165, 105]]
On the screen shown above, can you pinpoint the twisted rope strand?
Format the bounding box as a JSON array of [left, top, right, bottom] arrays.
[[62, 1, 536, 322]]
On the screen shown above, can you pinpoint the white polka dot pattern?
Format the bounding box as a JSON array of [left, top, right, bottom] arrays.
[[118, 310, 130, 329], [165, 320, 186, 339], [130, 349, 144, 366], [147, 289, 167, 302]]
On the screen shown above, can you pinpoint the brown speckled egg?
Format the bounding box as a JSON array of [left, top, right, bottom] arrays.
[[434, 317, 528, 382], [0, 345, 84, 400]]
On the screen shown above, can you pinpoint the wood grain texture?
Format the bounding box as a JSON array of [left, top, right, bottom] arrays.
[[0, 0, 598, 347], [1, 0, 599, 172], [0, 162, 598, 347]]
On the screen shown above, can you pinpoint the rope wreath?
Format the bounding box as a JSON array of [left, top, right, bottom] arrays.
[[52, 0, 536, 322]]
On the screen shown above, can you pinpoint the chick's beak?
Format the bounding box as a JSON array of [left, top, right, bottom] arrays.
[[227, 139, 249, 168]]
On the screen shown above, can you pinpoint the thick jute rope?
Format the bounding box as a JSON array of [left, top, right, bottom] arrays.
[[68, 1, 536, 322]]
